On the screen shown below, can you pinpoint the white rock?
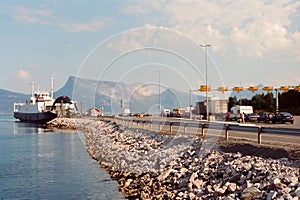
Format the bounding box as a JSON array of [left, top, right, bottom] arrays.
[[227, 183, 237, 192], [241, 186, 261, 199], [267, 190, 277, 200]]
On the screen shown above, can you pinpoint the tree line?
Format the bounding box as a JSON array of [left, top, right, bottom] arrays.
[[228, 90, 300, 115]]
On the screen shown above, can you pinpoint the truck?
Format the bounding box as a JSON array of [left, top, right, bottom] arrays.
[[162, 109, 171, 117], [195, 97, 228, 120], [227, 105, 253, 121], [119, 108, 131, 116], [171, 108, 187, 118]]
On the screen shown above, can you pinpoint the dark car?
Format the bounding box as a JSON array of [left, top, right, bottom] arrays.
[[247, 113, 260, 122], [182, 111, 191, 119], [272, 112, 294, 124], [143, 113, 152, 117], [258, 112, 275, 123], [132, 113, 143, 117]]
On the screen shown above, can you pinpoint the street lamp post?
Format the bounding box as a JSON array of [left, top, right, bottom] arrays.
[[200, 44, 211, 121], [275, 89, 279, 115], [237, 78, 242, 105], [189, 90, 194, 119], [189, 89, 199, 119], [189, 90, 192, 119], [158, 69, 161, 116]]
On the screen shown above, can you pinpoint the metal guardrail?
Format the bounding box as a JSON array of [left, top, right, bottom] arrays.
[[113, 117, 300, 144]]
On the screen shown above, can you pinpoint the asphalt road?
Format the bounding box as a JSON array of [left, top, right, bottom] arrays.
[[127, 115, 300, 128], [224, 116, 300, 145], [116, 115, 300, 146], [252, 115, 300, 128]]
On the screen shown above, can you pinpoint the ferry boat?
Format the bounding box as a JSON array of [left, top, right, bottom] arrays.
[[13, 77, 58, 123]]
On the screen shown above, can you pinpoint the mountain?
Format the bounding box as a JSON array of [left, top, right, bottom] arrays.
[[0, 76, 205, 114], [1, 76, 274, 114], [55, 76, 204, 114], [0, 89, 28, 114]]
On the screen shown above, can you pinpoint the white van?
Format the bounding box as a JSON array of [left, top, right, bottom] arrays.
[[229, 105, 253, 120], [162, 109, 171, 117]]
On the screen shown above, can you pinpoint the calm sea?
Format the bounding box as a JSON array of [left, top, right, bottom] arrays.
[[0, 114, 124, 200]]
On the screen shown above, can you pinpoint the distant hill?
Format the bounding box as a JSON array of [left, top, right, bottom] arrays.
[[0, 89, 28, 114], [0, 76, 204, 114], [56, 76, 205, 114], [1, 76, 279, 115]]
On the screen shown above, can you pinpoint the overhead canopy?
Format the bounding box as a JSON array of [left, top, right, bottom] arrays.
[[51, 96, 72, 110], [53, 96, 72, 105], [51, 96, 73, 111]]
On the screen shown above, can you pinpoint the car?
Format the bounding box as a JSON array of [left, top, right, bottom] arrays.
[[143, 113, 152, 117], [258, 112, 275, 123], [132, 113, 143, 117], [272, 112, 294, 124], [182, 111, 191, 118], [247, 113, 260, 122]]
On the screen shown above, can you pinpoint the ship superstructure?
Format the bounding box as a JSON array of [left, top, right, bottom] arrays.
[[13, 77, 57, 123]]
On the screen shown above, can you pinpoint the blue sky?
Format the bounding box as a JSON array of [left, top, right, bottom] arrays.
[[0, 0, 299, 95]]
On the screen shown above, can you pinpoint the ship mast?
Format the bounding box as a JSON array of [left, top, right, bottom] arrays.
[[30, 82, 35, 97], [50, 75, 54, 98]]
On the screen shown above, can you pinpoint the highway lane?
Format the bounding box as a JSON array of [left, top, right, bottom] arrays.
[[116, 115, 300, 145], [123, 115, 300, 129], [252, 115, 300, 128]]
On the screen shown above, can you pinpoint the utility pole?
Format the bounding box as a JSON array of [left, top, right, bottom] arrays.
[[275, 89, 279, 115], [237, 78, 242, 105], [80, 100, 83, 116], [158, 69, 161, 116], [189, 89, 198, 119], [200, 44, 211, 121]]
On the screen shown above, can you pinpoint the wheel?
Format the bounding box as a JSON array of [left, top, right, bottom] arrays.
[[291, 121, 294, 124]]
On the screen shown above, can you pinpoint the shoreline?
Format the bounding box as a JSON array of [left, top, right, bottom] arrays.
[[47, 118, 300, 199]]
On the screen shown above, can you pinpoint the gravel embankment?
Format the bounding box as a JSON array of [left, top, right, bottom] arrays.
[[48, 118, 300, 199]]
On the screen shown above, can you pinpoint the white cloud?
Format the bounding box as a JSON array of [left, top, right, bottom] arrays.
[[122, 0, 162, 15], [58, 18, 113, 32], [105, 27, 162, 53], [13, 6, 52, 25], [14, 6, 52, 17], [123, 0, 300, 61], [12, 6, 113, 32], [17, 69, 31, 80]]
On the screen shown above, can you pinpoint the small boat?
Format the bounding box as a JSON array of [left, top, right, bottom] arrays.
[[13, 77, 58, 124]]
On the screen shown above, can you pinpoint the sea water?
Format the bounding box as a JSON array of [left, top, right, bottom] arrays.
[[0, 114, 124, 200]]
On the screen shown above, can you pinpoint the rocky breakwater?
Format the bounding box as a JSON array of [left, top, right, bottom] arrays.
[[48, 118, 300, 199]]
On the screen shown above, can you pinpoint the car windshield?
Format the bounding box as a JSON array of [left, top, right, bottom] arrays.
[[283, 113, 292, 117]]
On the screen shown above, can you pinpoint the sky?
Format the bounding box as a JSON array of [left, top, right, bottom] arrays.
[[0, 0, 300, 95]]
